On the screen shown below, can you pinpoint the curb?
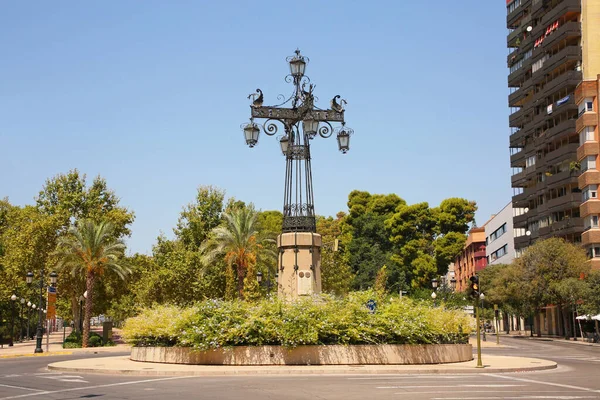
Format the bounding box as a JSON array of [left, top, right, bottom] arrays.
[[0, 351, 73, 359], [47, 357, 557, 376]]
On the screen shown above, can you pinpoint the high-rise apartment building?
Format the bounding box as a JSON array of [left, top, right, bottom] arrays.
[[508, 0, 600, 258]]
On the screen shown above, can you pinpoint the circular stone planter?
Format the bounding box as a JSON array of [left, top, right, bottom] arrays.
[[131, 344, 472, 365]]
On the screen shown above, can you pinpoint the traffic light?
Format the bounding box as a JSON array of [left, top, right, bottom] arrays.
[[469, 275, 480, 298]]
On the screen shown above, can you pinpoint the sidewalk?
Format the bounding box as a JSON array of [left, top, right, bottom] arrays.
[[0, 328, 130, 358], [47, 354, 556, 376], [502, 331, 600, 347]]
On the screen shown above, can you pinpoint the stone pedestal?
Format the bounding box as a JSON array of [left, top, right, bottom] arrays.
[[276, 232, 322, 299]]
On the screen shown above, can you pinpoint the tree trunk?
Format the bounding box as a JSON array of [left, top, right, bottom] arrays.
[[559, 305, 570, 339], [71, 295, 80, 333], [236, 263, 245, 298], [82, 271, 95, 348]]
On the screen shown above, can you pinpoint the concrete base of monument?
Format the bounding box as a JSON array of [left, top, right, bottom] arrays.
[[130, 344, 473, 365]]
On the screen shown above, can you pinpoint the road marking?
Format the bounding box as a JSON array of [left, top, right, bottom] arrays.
[[485, 373, 600, 394], [378, 385, 525, 389], [432, 397, 597, 399], [37, 374, 88, 383], [349, 375, 482, 380], [2, 375, 22, 378], [0, 385, 44, 393], [0, 376, 194, 400]]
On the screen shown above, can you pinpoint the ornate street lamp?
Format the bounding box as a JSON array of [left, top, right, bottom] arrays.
[[241, 50, 353, 299], [450, 277, 457, 291], [431, 278, 439, 290], [256, 271, 263, 283], [27, 270, 58, 353]]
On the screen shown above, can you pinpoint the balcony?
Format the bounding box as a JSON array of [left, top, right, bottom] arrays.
[[507, 2, 527, 28], [547, 192, 582, 210], [542, 22, 581, 52], [546, 169, 570, 185], [580, 200, 600, 217], [512, 191, 530, 207], [511, 170, 528, 186], [582, 229, 600, 245], [509, 107, 527, 127], [541, 47, 581, 79], [511, 149, 526, 166], [509, 79, 534, 107], [546, 142, 579, 164], [577, 142, 599, 161], [576, 112, 598, 133], [545, 119, 576, 141], [579, 170, 600, 189], [532, 0, 548, 18], [545, 217, 584, 235], [514, 212, 529, 227], [541, 0, 581, 27], [514, 234, 532, 248], [542, 70, 582, 99]]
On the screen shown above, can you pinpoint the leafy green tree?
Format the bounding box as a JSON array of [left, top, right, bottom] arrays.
[[343, 191, 403, 290], [509, 238, 589, 337], [54, 219, 130, 347], [317, 213, 353, 296], [34, 170, 134, 330], [243, 262, 261, 301], [200, 206, 275, 298], [174, 186, 225, 250], [374, 265, 388, 297], [434, 198, 478, 235], [0, 204, 62, 305]]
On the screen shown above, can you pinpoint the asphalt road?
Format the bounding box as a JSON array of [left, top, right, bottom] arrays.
[[1, 337, 600, 400]]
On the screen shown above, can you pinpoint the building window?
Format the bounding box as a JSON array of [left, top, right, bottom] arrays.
[[579, 126, 595, 144], [491, 244, 508, 261], [585, 215, 600, 230], [582, 155, 597, 172], [579, 98, 594, 117], [583, 185, 598, 202], [489, 223, 507, 243], [526, 156, 536, 168], [507, 0, 521, 14], [588, 245, 600, 258]]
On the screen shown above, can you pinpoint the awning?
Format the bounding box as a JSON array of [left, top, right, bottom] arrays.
[[576, 314, 600, 320]]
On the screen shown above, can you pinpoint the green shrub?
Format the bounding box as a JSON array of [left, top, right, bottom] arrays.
[[88, 334, 103, 347], [124, 291, 472, 349], [62, 331, 107, 348]]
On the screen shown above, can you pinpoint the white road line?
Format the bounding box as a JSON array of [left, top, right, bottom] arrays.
[[393, 391, 580, 396], [378, 385, 525, 389], [0, 376, 194, 400], [431, 397, 597, 399], [0, 385, 44, 393], [348, 375, 482, 380], [2, 375, 22, 378], [485, 373, 600, 394]]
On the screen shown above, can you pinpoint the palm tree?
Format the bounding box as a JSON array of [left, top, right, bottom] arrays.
[[200, 206, 275, 299], [54, 219, 129, 347]]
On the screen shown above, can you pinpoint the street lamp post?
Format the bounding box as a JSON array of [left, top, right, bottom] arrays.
[[431, 291, 437, 307], [450, 277, 457, 291], [475, 292, 484, 368], [241, 49, 353, 299], [480, 293, 486, 342], [27, 301, 32, 340], [26, 270, 57, 354], [19, 297, 25, 342], [10, 294, 17, 346]]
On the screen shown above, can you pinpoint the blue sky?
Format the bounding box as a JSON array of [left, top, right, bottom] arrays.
[[0, 1, 512, 254]]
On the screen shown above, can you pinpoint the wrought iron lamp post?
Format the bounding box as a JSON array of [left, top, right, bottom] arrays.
[[26, 270, 57, 353], [27, 301, 32, 340], [241, 50, 353, 299], [10, 294, 17, 346], [19, 297, 25, 342]]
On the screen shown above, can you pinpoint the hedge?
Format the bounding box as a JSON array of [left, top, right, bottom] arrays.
[[123, 292, 472, 350]]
